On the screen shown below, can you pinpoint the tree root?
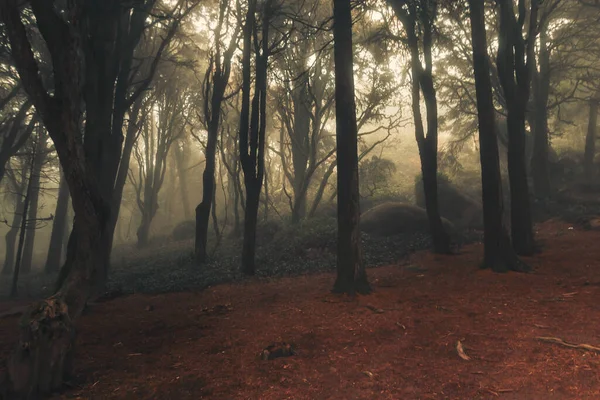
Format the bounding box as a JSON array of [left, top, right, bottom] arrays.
[[536, 336, 600, 353], [3, 297, 75, 399]]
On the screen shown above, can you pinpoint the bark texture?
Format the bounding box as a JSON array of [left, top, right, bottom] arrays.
[[239, 0, 270, 275], [331, 0, 371, 294], [468, 0, 530, 273], [495, 0, 537, 256]]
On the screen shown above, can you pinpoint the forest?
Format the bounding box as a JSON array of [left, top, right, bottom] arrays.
[[0, 0, 600, 398]]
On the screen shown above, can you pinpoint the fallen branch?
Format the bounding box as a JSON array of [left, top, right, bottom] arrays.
[[536, 337, 600, 353]]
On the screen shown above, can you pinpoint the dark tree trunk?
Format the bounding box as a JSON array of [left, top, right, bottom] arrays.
[[331, 0, 370, 295], [584, 97, 599, 181], [1, 1, 111, 396], [530, 23, 551, 196], [0, 99, 33, 185], [468, 0, 529, 273], [506, 112, 535, 255], [242, 181, 260, 273], [239, 0, 270, 275], [496, 0, 537, 256], [1, 179, 25, 276], [196, 121, 220, 263], [20, 127, 46, 275], [308, 160, 337, 218], [195, 0, 238, 263], [44, 170, 70, 273], [10, 143, 37, 298]]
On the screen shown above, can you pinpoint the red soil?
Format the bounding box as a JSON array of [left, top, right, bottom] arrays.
[[2, 219, 600, 399]]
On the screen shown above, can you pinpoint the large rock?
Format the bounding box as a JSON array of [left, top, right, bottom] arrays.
[[172, 220, 195, 241], [360, 202, 454, 236], [415, 177, 483, 229]]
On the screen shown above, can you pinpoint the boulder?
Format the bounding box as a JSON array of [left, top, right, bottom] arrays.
[[415, 177, 483, 229], [360, 202, 454, 236], [172, 220, 195, 241]]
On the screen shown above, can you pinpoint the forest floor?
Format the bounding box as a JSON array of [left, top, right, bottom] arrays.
[[2, 218, 600, 399]]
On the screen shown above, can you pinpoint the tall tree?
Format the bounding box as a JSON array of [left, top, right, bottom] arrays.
[[44, 169, 70, 273], [19, 124, 47, 274], [239, 0, 271, 275], [1, 161, 27, 276], [0, 0, 197, 395], [468, 0, 529, 273], [195, 0, 240, 263], [331, 0, 371, 294], [130, 84, 186, 248], [495, 0, 538, 256], [388, 0, 451, 254]]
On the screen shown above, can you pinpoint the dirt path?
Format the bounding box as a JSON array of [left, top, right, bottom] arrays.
[[1, 219, 600, 399]]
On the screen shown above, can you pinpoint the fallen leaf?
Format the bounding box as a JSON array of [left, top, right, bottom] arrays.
[[456, 340, 471, 361]]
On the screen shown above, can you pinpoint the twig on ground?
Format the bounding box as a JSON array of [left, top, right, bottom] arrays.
[[456, 340, 471, 360], [536, 336, 600, 352]]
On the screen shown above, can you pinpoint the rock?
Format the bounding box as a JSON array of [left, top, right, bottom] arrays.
[[172, 220, 195, 241], [415, 176, 483, 229], [360, 202, 454, 236]]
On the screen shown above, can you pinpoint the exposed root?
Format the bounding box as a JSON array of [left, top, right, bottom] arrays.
[[536, 336, 600, 353], [4, 297, 75, 399]]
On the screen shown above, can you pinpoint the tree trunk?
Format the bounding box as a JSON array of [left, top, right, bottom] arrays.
[[0, 100, 33, 185], [290, 77, 311, 224], [0, 2, 112, 395], [468, 0, 529, 273], [418, 142, 451, 252], [584, 98, 599, 181], [239, 0, 269, 275], [389, 0, 450, 254], [136, 215, 151, 248], [530, 24, 551, 196], [1, 187, 25, 276], [308, 160, 336, 218], [241, 180, 260, 274], [44, 170, 70, 273], [506, 111, 535, 255], [20, 127, 46, 275], [10, 145, 36, 298], [195, 122, 218, 263], [331, 0, 370, 295], [174, 143, 191, 219], [496, 0, 536, 256]]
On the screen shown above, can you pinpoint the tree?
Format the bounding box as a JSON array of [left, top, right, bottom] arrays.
[[388, 0, 451, 254], [44, 169, 71, 273], [19, 124, 47, 274], [495, 0, 538, 256], [271, 1, 336, 224], [584, 92, 600, 179], [529, 1, 562, 195], [239, 0, 272, 275], [0, 98, 34, 184], [1, 159, 27, 276], [468, 0, 529, 273], [331, 0, 371, 294], [55, 0, 195, 294], [0, 0, 197, 395], [130, 83, 187, 247], [195, 0, 240, 263]]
